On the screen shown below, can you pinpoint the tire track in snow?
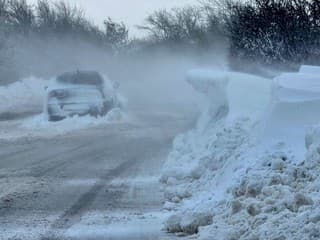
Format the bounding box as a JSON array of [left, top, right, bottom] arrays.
[[29, 141, 97, 178], [40, 137, 167, 239], [41, 159, 134, 240]]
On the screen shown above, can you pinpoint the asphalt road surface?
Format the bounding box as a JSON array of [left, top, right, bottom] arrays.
[[0, 110, 194, 240]]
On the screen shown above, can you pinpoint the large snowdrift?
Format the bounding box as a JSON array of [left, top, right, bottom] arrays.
[[161, 67, 320, 239], [0, 77, 46, 117], [264, 68, 320, 159]]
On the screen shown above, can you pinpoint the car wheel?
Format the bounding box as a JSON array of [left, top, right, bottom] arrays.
[[89, 107, 100, 118]]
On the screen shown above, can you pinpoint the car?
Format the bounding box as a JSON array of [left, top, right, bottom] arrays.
[[45, 71, 118, 121]]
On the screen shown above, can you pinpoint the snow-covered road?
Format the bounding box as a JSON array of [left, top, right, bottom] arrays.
[[0, 109, 194, 240]]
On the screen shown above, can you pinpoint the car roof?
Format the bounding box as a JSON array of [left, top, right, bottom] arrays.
[[57, 71, 104, 86]]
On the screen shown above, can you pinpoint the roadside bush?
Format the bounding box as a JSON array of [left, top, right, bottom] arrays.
[[224, 0, 320, 69], [7, 0, 35, 34], [0, 0, 129, 49], [141, 7, 205, 45], [139, 5, 226, 52], [0, 0, 130, 83], [3, 0, 320, 82], [104, 17, 129, 51]]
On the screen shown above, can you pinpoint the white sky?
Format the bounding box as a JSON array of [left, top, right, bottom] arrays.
[[28, 0, 197, 37]]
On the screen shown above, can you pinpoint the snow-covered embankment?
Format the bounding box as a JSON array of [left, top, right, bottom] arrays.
[[0, 77, 46, 118], [161, 67, 320, 239]]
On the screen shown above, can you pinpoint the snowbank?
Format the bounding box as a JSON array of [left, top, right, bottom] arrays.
[[0, 108, 128, 142], [187, 69, 272, 120], [299, 65, 320, 74], [161, 66, 320, 239], [197, 136, 320, 240], [0, 77, 46, 116], [263, 66, 320, 159], [186, 69, 229, 131], [22, 108, 126, 130]]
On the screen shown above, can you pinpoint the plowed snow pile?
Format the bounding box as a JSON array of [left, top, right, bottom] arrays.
[[161, 67, 320, 239], [0, 77, 46, 115]]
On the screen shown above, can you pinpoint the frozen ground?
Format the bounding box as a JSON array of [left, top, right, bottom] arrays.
[[161, 67, 320, 239]]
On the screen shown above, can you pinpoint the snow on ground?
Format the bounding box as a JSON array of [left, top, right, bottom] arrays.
[[23, 107, 127, 129], [197, 134, 320, 240], [0, 77, 46, 115], [161, 67, 320, 239], [263, 70, 320, 160], [65, 176, 172, 240], [0, 215, 58, 240], [65, 210, 168, 240], [0, 108, 128, 142]]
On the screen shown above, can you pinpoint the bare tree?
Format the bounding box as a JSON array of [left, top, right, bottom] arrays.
[[0, 0, 7, 19], [53, 1, 83, 33], [139, 4, 227, 51], [36, 0, 56, 32], [104, 17, 129, 50], [140, 7, 205, 45], [7, 0, 34, 33]]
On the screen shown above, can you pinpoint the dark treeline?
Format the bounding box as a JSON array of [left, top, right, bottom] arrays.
[[226, 0, 320, 71], [138, 5, 225, 51], [0, 0, 129, 83], [1, 0, 320, 83], [0, 0, 128, 48], [141, 0, 320, 71]]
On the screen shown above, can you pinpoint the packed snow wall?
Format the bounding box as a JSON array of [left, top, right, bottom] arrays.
[[0, 77, 46, 119], [263, 66, 320, 159], [161, 70, 272, 235], [161, 66, 320, 239], [186, 69, 229, 132], [186, 69, 272, 124]]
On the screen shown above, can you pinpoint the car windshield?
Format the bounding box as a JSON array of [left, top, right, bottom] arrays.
[[57, 71, 104, 86]]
